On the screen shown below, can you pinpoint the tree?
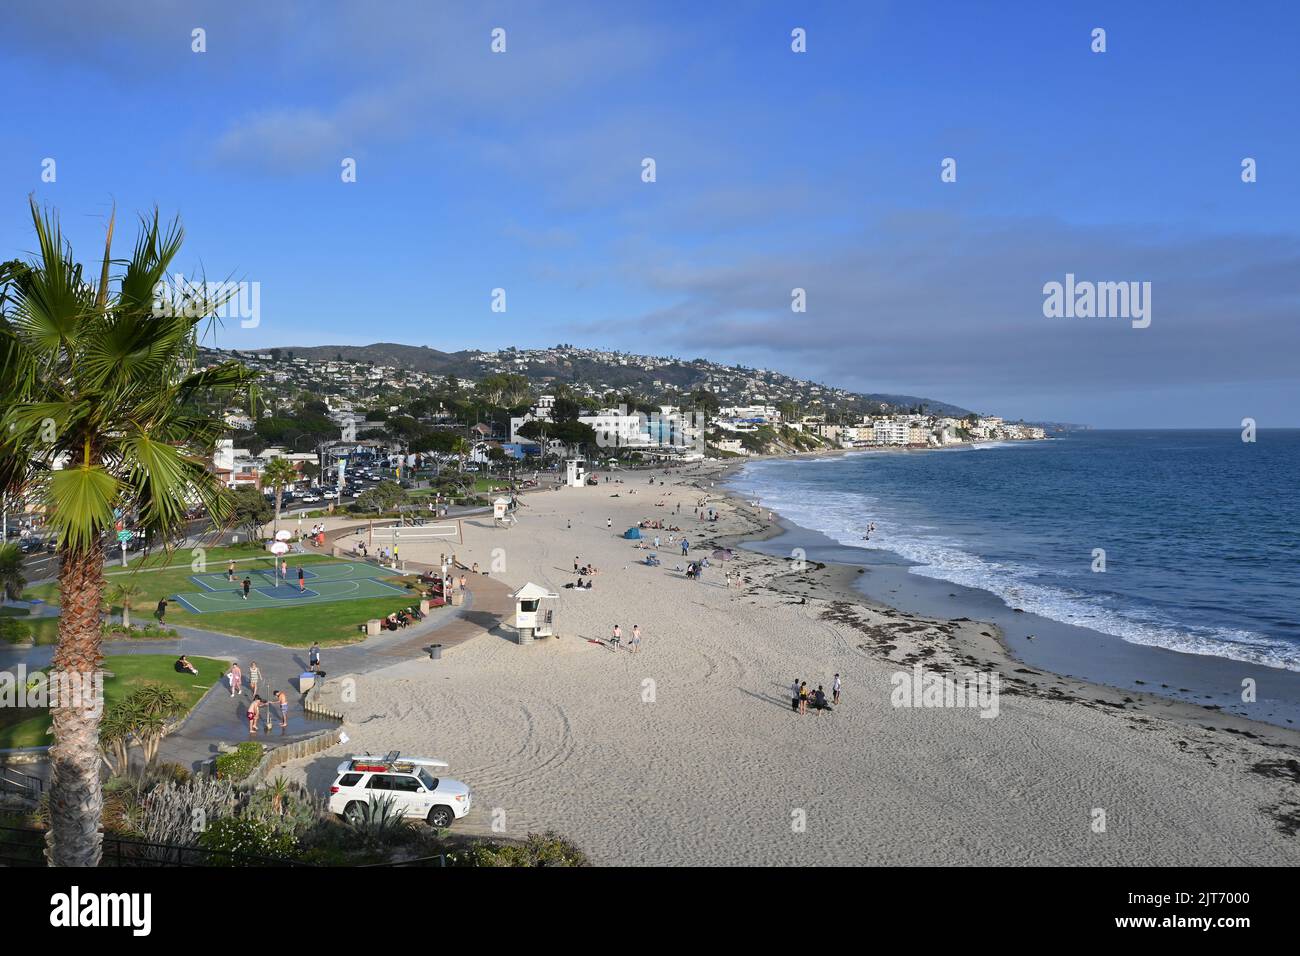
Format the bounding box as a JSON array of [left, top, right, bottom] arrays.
[[0, 199, 257, 865], [357, 479, 407, 515], [260, 456, 297, 534], [106, 582, 144, 628], [125, 684, 185, 767], [0, 542, 26, 606], [229, 487, 272, 543]]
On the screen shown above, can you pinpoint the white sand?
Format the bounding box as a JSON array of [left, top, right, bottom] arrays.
[[280, 466, 1300, 865]]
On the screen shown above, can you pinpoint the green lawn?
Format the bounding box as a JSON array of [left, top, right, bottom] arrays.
[[180, 594, 434, 645], [0, 606, 31, 618], [0, 654, 224, 750], [25, 550, 429, 647]]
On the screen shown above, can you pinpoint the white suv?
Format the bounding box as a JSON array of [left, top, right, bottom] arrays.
[[328, 753, 471, 828]]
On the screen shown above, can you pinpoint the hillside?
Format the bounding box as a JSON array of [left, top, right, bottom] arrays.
[[260, 342, 975, 419]]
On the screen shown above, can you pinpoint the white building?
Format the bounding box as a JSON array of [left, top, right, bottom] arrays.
[[873, 422, 910, 446]]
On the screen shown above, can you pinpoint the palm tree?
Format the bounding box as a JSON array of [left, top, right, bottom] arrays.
[[260, 456, 297, 534], [105, 582, 144, 628], [0, 542, 26, 606], [0, 199, 257, 865]]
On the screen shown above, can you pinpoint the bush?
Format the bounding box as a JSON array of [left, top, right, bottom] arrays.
[[0, 618, 33, 644], [452, 831, 589, 867], [214, 742, 264, 782], [197, 816, 299, 865], [140, 776, 237, 849]]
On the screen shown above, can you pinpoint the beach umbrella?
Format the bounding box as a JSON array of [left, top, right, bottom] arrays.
[[711, 548, 734, 560]]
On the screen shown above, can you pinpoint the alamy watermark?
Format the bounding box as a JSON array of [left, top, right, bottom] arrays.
[[1043, 273, 1150, 328], [151, 274, 260, 328], [591, 404, 707, 457], [889, 664, 999, 718], [1, 665, 104, 716]]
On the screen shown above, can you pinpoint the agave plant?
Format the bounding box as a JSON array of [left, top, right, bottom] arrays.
[[344, 792, 409, 841], [0, 199, 257, 865]]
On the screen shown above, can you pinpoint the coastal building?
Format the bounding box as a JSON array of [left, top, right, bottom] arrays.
[[873, 422, 910, 446]]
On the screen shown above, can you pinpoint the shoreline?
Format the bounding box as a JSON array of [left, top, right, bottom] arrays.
[[271, 456, 1300, 864], [707, 457, 1300, 749]]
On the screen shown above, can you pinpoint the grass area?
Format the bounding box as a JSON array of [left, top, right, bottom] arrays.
[[185, 594, 435, 645], [0, 606, 31, 617], [26, 553, 429, 647], [0, 654, 224, 750], [21, 538, 435, 647]]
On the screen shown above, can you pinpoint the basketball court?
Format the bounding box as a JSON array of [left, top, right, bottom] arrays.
[[170, 560, 410, 613]]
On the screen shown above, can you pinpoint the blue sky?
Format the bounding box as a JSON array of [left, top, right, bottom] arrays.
[[2, 1, 1297, 427]]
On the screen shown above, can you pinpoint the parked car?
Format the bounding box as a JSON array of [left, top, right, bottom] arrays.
[[328, 753, 471, 828]]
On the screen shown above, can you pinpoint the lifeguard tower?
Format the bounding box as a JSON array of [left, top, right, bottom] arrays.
[[511, 582, 558, 644], [564, 459, 587, 488], [492, 496, 517, 528]]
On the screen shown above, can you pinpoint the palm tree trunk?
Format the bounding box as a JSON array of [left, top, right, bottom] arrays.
[[274, 487, 283, 534], [46, 545, 106, 866]]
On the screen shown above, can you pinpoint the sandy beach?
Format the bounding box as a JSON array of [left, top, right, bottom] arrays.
[[279, 462, 1300, 865]]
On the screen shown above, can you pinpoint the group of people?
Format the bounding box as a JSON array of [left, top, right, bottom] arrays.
[[305, 523, 327, 547], [383, 605, 425, 630], [222, 660, 291, 734], [791, 674, 842, 715]]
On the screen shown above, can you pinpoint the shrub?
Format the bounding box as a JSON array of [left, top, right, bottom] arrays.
[[214, 741, 264, 782], [237, 777, 326, 839], [0, 618, 33, 644], [452, 831, 589, 867], [141, 776, 237, 849], [197, 816, 298, 865], [344, 792, 411, 845]]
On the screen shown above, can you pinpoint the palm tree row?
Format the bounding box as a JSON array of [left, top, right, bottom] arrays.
[[0, 198, 258, 865]]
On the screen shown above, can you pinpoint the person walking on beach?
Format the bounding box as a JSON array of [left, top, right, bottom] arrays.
[[680, 537, 689, 557], [308, 642, 321, 676], [242, 576, 252, 600], [630, 624, 641, 654], [799, 681, 808, 715], [611, 623, 622, 651], [791, 678, 801, 713], [832, 673, 842, 706], [247, 661, 262, 698], [574, 556, 580, 573], [607, 517, 612, 530], [229, 662, 243, 698]]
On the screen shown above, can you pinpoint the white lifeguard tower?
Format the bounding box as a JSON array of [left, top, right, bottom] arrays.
[[493, 496, 518, 528], [511, 582, 558, 644], [564, 458, 587, 488]]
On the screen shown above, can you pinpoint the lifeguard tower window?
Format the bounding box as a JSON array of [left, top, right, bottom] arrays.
[[521, 599, 539, 612]]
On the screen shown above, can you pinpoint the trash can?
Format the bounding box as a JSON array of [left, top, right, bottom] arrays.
[[429, 644, 443, 660]]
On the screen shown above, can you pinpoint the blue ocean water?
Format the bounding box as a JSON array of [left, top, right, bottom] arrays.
[[731, 431, 1300, 672]]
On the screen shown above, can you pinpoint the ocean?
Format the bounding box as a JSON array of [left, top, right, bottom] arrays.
[[729, 430, 1300, 674]]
